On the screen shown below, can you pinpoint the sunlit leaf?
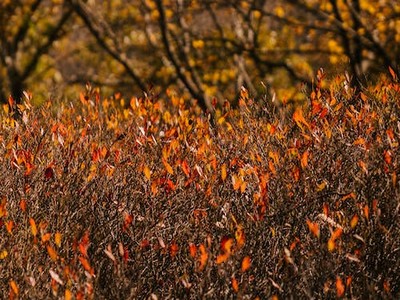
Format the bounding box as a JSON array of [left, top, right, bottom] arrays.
[[306, 220, 320, 238], [10, 280, 18, 296], [231, 276, 239, 293], [331, 228, 343, 241], [181, 160, 190, 177], [143, 165, 151, 180], [0, 249, 8, 259], [47, 245, 58, 261], [6, 220, 13, 234], [363, 205, 369, 220], [389, 66, 397, 80], [65, 289, 73, 300], [198, 244, 208, 271], [79, 256, 94, 275], [41, 233, 51, 243], [49, 269, 64, 285], [235, 225, 245, 249], [241, 256, 251, 272], [336, 276, 345, 297], [162, 158, 174, 175], [350, 214, 359, 228], [328, 239, 336, 252], [54, 232, 62, 247], [221, 163, 227, 181], [301, 150, 309, 169], [19, 199, 27, 212], [104, 244, 116, 262], [29, 218, 38, 237], [189, 243, 197, 258], [79, 231, 90, 257], [169, 241, 179, 257]]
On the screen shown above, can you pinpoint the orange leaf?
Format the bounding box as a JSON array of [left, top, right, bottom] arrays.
[[123, 213, 133, 231], [235, 226, 245, 249], [78, 231, 90, 258], [350, 214, 359, 228], [231, 276, 239, 293], [41, 233, 51, 243], [169, 241, 179, 257], [6, 220, 14, 234], [181, 160, 190, 177], [19, 199, 27, 212], [301, 150, 309, 169], [65, 289, 73, 300], [306, 220, 320, 238], [29, 218, 37, 236], [221, 163, 227, 181], [293, 108, 310, 130], [331, 228, 343, 241], [323, 203, 329, 216], [216, 252, 229, 264], [189, 243, 197, 258], [198, 244, 208, 271], [336, 276, 345, 297], [389, 66, 397, 80], [241, 256, 251, 272], [232, 175, 242, 191], [79, 256, 94, 275], [353, 137, 366, 146], [9, 280, 19, 295], [220, 237, 234, 254], [363, 205, 369, 220], [47, 245, 58, 261]]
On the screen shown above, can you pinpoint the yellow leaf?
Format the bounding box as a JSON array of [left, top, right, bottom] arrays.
[[29, 218, 37, 236], [0, 249, 8, 259], [221, 163, 227, 181], [316, 181, 327, 191], [241, 256, 251, 272], [162, 158, 174, 175], [143, 165, 151, 180], [65, 289, 73, 300], [54, 232, 62, 247], [328, 239, 335, 252]]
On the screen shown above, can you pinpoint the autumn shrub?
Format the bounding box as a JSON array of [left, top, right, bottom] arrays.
[[0, 72, 399, 299]]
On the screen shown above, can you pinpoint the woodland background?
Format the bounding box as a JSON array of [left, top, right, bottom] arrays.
[[1, 1, 400, 299], [1, 0, 400, 108]]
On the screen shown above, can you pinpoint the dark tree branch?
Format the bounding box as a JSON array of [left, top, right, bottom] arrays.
[[21, 6, 73, 81], [154, 0, 210, 112], [66, 0, 147, 92]]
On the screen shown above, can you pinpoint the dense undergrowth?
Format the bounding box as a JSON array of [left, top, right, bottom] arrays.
[[1, 71, 399, 299]]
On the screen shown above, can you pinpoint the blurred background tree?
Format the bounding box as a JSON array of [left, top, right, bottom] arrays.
[[1, 0, 399, 108]]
